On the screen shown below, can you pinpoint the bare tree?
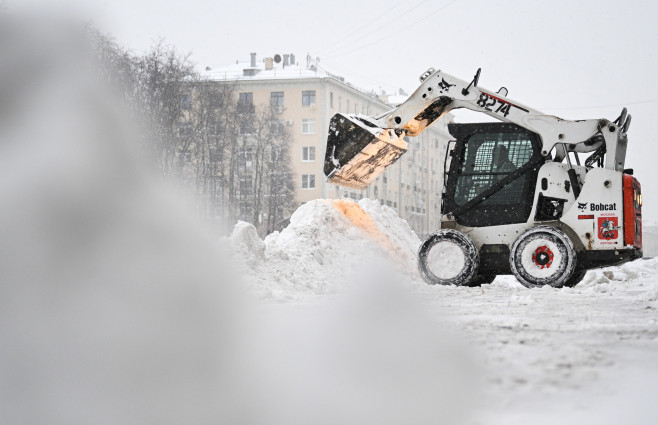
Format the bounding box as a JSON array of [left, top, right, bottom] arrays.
[[182, 87, 295, 234], [86, 27, 295, 233], [263, 112, 296, 235], [250, 106, 270, 229], [86, 27, 137, 96], [86, 30, 196, 179], [197, 87, 296, 234], [132, 41, 194, 176], [185, 82, 239, 222], [246, 104, 296, 235]]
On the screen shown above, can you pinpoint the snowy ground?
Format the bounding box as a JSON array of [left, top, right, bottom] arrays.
[[229, 199, 658, 424], [422, 271, 658, 424]]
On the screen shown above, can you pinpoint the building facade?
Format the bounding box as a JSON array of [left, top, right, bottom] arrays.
[[199, 53, 451, 238]]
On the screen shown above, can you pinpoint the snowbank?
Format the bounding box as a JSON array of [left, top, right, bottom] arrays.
[[228, 198, 658, 301], [226, 198, 421, 299]]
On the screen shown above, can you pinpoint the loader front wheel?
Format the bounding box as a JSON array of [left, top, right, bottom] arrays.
[[510, 226, 577, 288], [418, 230, 479, 286]]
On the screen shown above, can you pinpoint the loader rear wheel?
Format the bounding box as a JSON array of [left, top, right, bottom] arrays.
[[510, 226, 577, 288], [418, 230, 479, 286]]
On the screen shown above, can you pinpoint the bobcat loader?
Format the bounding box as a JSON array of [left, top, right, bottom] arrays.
[[324, 68, 642, 288]]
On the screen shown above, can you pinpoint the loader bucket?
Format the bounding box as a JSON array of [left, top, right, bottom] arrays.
[[324, 113, 408, 190]]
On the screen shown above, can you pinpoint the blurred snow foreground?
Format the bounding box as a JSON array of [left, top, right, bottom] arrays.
[[0, 16, 474, 425]]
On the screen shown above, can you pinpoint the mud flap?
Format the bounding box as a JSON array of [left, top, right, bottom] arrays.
[[324, 113, 407, 190]]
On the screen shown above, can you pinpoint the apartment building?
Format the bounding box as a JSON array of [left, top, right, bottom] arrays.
[[200, 53, 452, 237]]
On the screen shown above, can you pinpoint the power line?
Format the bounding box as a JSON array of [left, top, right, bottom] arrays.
[[540, 98, 658, 111], [320, 0, 434, 58], [315, 0, 407, 55], [323, 0, 461, 60]]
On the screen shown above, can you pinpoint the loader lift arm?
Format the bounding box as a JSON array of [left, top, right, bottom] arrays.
[[324, 68, 632, 190]]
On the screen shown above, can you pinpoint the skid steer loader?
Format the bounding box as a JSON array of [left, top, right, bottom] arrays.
[[324, 68, 642, 288]]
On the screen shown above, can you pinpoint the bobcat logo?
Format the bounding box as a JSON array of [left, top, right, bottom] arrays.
[[577, 202, 587, 211], [438, 78, 455, 93]]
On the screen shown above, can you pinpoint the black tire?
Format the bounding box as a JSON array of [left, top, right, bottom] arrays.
[[510, 226, 577, 288], [563, 269, 587, 288], [418, 230, 479, 286]]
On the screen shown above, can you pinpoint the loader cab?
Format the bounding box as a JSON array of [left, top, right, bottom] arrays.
[[443, 122, 544, 227]]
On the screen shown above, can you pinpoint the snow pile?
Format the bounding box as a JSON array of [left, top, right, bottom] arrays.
[[227, 198, 421, 298], [574, 258, 658, 306]]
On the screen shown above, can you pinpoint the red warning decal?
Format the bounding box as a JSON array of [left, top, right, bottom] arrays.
[[598, 217, 619, 240]]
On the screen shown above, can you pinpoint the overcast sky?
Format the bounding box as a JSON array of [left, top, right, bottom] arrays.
[[9, 0, 658, 219]]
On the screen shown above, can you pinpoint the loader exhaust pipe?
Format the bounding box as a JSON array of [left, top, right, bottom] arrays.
[[324, 113, 407, 190]]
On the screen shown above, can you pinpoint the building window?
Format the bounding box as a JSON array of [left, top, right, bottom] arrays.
[[240, 149, 253, 168], [330, 92, 334, 109], [239, 117, 253, 135], [301, 174, 316, 189], [209, 145, 223, 162], [238, 92, 254, 114], [301, 119, 316, 134], [270, 120, 284, 135], [239, 175, 253, 195], [354, 103, 358, 114], [210, 93, 225, 109], [270, 91, 284, 108], [178, 122, 192, 137], [339, 96, 342, 112], [207, 120, 222, 136], [302, 90, 316, 106], [302, 146, 316, 161], [180, 94, 192, 110], [346, 99, 350, 114]]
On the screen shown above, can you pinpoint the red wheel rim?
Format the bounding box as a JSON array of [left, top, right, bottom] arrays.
[[532, 246, 554, 269]]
